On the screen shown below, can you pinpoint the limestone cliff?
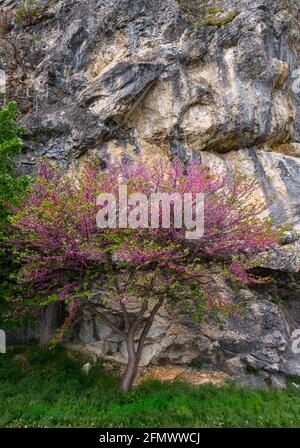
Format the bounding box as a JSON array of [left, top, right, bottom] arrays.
[[1, 0, 300, 385]]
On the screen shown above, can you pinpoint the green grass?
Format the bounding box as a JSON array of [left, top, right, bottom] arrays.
[[0, 344, 300, 428]]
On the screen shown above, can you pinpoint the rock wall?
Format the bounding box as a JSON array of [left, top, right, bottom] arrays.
[[2, 0, 300, 384]]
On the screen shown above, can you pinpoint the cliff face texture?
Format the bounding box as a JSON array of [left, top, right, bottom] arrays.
[[2, 0, 300, 384]]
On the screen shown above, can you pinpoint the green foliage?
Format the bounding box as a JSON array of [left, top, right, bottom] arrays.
[[2, 0, 56, 32], [15, 0, 41, 27], [0, 102, 29, 225], [0, 101, 31, 322], [1, 344, 300, 428], [178, 1, 238, 30]]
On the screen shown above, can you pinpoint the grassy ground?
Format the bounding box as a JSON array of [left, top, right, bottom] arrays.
[[1, 344, 300, 428]]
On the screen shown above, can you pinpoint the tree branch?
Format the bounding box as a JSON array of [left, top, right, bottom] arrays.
[[135, 295, 166, 365], [0, 36, 23, 69], [121, 302, 130, 331], [129, 300, 148, 337]]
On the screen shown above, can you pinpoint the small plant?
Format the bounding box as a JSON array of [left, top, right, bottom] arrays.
[[15, 0, 41, 27], [0, 102, 30, 229], [0, 0, 49, 109], [207, 6, 224, 15], [194, 9, 239, 29]]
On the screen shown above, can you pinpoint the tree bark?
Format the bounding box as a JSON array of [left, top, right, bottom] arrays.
[[120, 296, 166, 392], [87, 290, 167, 392], [120, 333, 138, 392]]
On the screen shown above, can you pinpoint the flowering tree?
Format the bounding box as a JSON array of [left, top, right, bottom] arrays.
[[9, 158, 281, 391]]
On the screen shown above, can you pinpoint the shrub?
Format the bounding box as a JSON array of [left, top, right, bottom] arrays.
[[0, 102, 31, 322], [194, 9, 239, 29], [15, 0, 41, 27]]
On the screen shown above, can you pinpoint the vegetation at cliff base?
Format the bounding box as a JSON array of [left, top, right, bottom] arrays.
[[0, 101, 29, 226], [1, 344, 300, 428], [0, 101, 30, 322]]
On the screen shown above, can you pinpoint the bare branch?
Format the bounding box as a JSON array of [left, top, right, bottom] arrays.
[[0, 35, 23, 69]]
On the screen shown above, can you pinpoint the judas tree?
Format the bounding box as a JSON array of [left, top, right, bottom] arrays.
[[10, 157, 281, 391]]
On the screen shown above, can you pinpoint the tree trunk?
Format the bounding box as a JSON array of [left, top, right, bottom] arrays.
[[120, 333, 139, 392], [119, 296, 166, 392]]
